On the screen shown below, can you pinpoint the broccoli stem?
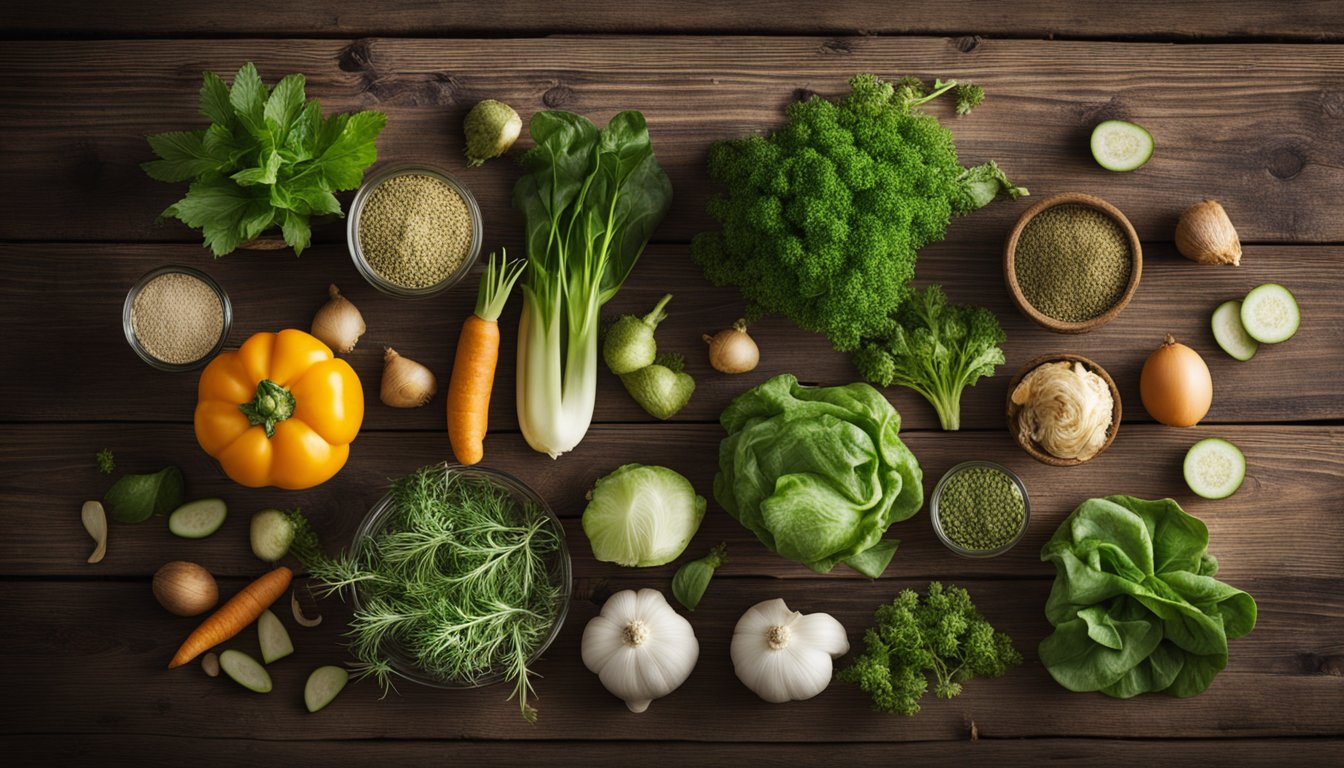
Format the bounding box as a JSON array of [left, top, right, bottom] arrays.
[[908, 79, 958, 109], [926, 386, 963, 431]]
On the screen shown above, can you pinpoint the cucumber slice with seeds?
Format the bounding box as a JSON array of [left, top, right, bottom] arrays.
[[257, 609, 294, 664], [1091, 120, 1154, 172], [1240, 283, 1299, 344], [219, 649, 272, 693], [1211, 300, 1258, 361], [1184, 438, 1246, 500], [304, 665, 349, 713], [167, 498, 228, 539]]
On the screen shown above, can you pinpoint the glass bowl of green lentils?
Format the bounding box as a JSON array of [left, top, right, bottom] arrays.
[[930, 461, 1030, 558], [348, 163, 483, 299]]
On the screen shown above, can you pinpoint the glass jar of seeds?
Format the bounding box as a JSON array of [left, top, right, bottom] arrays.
[[122, 265, 232, 371], [348, 164, 483, 299], [930, 461, 1031, 558]]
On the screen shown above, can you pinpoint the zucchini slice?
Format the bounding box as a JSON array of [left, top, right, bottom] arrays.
[[1090, 120, 1154, 172], [1184, 438, 1246, 500]]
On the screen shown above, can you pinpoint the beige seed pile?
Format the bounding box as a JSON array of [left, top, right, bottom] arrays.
[[131, 272, 224, 364], [359, 174, 473, 289], [1014, 204, 1132, 323]]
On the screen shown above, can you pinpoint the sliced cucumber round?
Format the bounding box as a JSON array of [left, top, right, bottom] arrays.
[[1240, 283, 1299, 344], [1211, 300, 1258, 361], [1090, 120, 1154, 171], [1183, 438, 1246, 500], [257, 609, 294, 664], [219, 649, 272, 693], [304, 665, 350, 713], [168, 498, 228, 539]]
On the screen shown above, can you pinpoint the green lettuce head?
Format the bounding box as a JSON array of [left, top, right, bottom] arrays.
[[714, 374, 923, 578]]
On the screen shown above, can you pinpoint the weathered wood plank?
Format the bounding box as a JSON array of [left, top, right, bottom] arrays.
[[3, 423, 1338, 581], [2, 578, 1337, 740], [11, 734, 1343, 767], [3, 1, 1341, 40], [2, 38, 1344, 244], [2, 243, 1339, 429]]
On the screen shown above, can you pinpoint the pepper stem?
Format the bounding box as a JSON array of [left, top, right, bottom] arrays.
[[238, 379, 295, 438]]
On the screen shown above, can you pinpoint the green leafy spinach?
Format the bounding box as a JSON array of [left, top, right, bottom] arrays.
[[1039, 496, 1257, 698]]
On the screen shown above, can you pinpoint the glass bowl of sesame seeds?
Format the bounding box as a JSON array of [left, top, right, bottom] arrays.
[[122, 265, 232, 372], [347, 163, 484, 299]]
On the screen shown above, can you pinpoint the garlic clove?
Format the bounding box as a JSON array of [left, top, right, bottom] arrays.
[[81, 500, 107, 564]]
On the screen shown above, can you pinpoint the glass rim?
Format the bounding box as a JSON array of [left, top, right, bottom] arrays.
[[929, 460, 1031, 559], [348, 462, 572, 689], [121, 264, 232, 372], [346, 163, 484, 300]]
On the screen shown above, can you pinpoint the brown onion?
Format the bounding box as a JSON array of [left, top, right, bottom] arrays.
[[311, 284, 366, 353], [703, 319, 760, 374], [1176, 200, 1241, 266], [153, 561, 219, 617], [1140, 335, 1212, 427]]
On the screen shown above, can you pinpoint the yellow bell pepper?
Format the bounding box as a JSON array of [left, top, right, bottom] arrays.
[[195, 329, 364, 490]]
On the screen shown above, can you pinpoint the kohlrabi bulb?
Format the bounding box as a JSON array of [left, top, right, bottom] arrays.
[[463, 99, 522, 167]]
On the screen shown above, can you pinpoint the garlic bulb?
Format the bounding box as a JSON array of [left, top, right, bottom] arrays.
[[730, 598, 849, 703], [581, 588, 698, 713]]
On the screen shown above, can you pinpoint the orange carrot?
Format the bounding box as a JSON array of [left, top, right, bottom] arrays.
[[447, 251, 526, 465], [168, 566, 292, 669]]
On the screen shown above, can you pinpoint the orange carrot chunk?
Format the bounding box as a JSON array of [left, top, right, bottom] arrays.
[[169, 566, 293, 669]]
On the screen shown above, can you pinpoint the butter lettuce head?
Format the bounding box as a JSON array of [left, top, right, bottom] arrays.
[[713, 374, 923, 578], [1039, 495, 1257, 699]]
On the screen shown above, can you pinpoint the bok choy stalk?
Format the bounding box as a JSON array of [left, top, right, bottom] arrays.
[[513, 110, 673, 457]]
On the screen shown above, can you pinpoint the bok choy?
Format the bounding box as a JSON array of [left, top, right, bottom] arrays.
[[513, 110, 673, 457]]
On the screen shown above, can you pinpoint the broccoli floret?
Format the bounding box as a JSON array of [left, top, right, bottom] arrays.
[[693, 74, 1024, 351], [853, 285, 1006, 430], [837, 582, 1022, 716], [955, 83, 985, 116]]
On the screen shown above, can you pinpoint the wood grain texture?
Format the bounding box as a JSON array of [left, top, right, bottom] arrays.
[[3, 243, 1340, 430], [1, 577, 1338, 741], [3, 423, 1339, 581], [9, 736, 1344, 768], [4, 0, 1342, 39], [3, 38, 1344, 245]]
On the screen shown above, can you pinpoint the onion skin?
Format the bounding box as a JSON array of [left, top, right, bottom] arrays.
[[1140, 335, 1212, 427], [153, 561, 219, 617], [1176, 200, 1241, 266]]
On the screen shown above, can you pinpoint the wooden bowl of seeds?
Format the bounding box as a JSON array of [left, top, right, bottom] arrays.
[[1004, 193, 1142, 333], [1005, 352, 1122, 467]]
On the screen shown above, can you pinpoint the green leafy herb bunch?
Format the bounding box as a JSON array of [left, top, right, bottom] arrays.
[[143, 63, 387, 256], [838, 582, 1022, 715]]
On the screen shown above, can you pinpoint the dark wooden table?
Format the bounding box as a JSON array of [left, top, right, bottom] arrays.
[[3, 2, 1342, 765]]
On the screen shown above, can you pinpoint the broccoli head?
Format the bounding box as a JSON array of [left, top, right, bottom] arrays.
[[853, 284, 1006, 430], [693, 74, 1024, 351]]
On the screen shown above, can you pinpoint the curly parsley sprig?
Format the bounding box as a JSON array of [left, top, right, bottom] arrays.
[[838, 582, 1022, 715]]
